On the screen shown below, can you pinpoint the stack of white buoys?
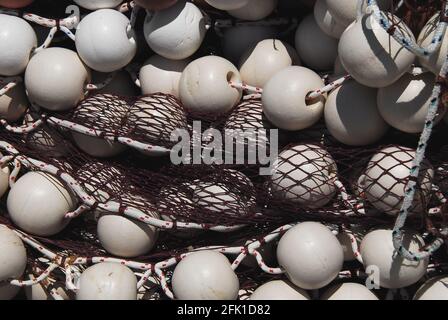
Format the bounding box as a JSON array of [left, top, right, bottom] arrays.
[[1, 0, 448, 301]]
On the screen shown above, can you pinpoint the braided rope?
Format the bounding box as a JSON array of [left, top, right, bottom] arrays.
[[365, 0, 448, 261]]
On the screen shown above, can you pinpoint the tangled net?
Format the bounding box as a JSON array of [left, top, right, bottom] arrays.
[[0, 0, 447, 300]]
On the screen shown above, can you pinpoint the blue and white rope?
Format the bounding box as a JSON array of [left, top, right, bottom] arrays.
[[362, 0, 448, 261]]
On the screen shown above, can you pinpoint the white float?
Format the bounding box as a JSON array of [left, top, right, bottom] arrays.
[[262, 66, 325, 131], [0, 225, 27, 300], [24, 47, 91, 111], [76, 9, 137, 72], [378, 71, 443, 133], [313, 0, 346, 39], [222, 25, 276, 64], [193, 170, 255, 217], [0, 14, 37, 76], [324, 80, 389, 146], [326, 0, 391, 27], [295, 14, 339, 70], [239, 39, 300, 88], [7, 172, 76, 236], [250, 280, 310, 300], [172, 251, 239, 300], [74, 0, 123, 10], [144, 1, 206, 60], [277, 222, 344, 290], [360, 229, 428, 289], [418, 13, 448, 75], [179, 56, 242, 115], [98, 194, 159, 258], [414, 276, 448, 300], [139, 55, 189, 98], [269, 144, 337, 208], [338, 12, 415, 88], [359, 146, 434, 216], [205, 0, 249, 10], [77, 262, 137, 300], [0, 82, 29, 122], [321, 282, 379, 300]]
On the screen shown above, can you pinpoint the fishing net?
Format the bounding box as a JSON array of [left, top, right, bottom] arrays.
[[0, 0, 447, 300]]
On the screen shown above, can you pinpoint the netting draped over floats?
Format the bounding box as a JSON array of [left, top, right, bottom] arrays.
[[0, 0, 447, 300]]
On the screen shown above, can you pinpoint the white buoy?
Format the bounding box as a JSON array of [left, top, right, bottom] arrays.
[[295, 14, 339, 71], [359, 146, 434, 216], [98, 212, 159, 258], [239, 39, 300, 88], [361, 229, 428, 289], [277, 222, 344, 290], [250, 280, 310, 300], [378, 71, 443, 133], [76, 9, 137, 72], [227, 0, 277, 21], [313, 0, 346, 39], [74, 0, 123, 10], [205, 0, 249, 10], [139, 55, 189, 98], [326, 0, 391, 28], [269, 144, 337, 208], [144, 1, 206, 60], [128, 94, 188, 156], [338, 12, 415, 88], [324, 80, 388, 146], [7, 172, 77, 236], [179, 56, 242, 115], [262, 66, 325, 131], [77, 262, 137, 300], [24, 47, 91, 111], [222, 25, 276, 64], [0, 225, 27, 300], [321, 282, 379, 300], [0, 14, 37, 76], [0, 82, 29, 122], [414, 276, 448, 300], [172, 251, 239, 300], [418, 13, 448, 75], [193, 169, 255, 217]]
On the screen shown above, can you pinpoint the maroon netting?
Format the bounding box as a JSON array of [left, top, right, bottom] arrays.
[[0, 0, 447, 299]]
